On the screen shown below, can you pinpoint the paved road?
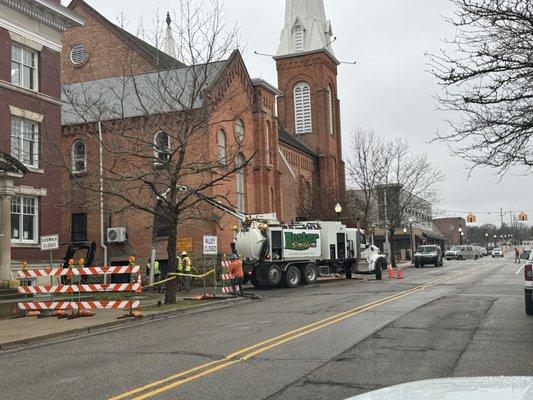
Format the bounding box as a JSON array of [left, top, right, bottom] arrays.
[[1, 257, 531, 399]]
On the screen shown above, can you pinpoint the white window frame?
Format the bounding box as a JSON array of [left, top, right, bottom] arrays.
[[72, 140, 87, 174], [236, 153, 246, 212], [235, 119, 245, 143], [11, 117, 39, 168], [11, 196, 39, 244], [294, 82, 312, 134], [154, 131, 171, 164], [11, 42, 38, 91], [327, 85, 334, 136], [217, 129, 227, 165]]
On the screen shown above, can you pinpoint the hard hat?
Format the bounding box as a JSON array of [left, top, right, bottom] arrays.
[[181, 251, 188, 256], [228, 254, 238, 260]]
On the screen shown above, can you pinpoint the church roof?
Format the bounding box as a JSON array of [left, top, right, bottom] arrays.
[[68, 0, 185, 69], [278, 128, 318, 157], [62, 59, 227, 125], [276, 0, 335, 58]]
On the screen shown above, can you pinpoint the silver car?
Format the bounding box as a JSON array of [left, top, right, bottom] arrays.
[[445, 245, 478, 260]]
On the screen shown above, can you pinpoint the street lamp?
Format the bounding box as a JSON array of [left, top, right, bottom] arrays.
[[335, 203, 342, 221], [458, 227, 463, 245], [485, 232, 489, 248], [408, 217, 415, 264]]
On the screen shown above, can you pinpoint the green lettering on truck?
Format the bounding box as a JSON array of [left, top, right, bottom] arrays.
[[284, 232, 320, 251]]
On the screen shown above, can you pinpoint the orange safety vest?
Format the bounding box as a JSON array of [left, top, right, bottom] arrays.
[[230, 260, 244, 278]]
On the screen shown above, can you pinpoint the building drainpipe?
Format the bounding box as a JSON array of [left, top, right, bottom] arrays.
[[98, 121, 108, 279]]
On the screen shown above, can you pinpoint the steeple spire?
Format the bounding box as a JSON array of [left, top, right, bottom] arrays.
[[163, 11, 177, 59], [276, 0, 334, 57]]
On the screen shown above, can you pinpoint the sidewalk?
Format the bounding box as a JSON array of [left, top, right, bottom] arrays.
[[0, 288, 248, 351]]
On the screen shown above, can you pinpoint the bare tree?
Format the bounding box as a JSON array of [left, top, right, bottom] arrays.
[[348, 129, 444, 267], [55, 0, 253, 304], [346, 127, 385, 230], [430, 0, 533, 174]]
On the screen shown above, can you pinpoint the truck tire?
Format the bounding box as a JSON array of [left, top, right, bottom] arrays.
[[525, 290, 533, 316], [250, 274, 263, 288], [267, 265, 282, 287], [302, 264, 318, 285], [284, 265, 301, 288], [374, 261, 383, 280]]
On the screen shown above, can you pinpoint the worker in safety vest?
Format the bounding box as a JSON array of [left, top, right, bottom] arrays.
[[181, 251, 191, 292], [228, 253, 244, 296]]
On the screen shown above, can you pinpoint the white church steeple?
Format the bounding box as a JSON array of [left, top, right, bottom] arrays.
[[163, 12, 177, 59], [276, 0, 334, 57]]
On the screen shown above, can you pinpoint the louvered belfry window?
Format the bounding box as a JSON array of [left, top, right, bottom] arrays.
[[294, 82, 312, 134]]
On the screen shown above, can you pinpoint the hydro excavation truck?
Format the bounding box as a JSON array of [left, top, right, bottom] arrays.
[[190, 189, 388, 289], [234, 217, 387, 289]]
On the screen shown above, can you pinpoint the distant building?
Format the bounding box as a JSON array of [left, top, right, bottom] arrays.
[[0, 0, 83, 274], [433, 217, 467, 247]]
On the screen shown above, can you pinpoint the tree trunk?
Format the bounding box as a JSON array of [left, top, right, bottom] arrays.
[[164, 223, 178, 305], [389, 229, 397, 268]]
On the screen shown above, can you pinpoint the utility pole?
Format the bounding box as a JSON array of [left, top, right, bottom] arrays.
[[500, 208, 504, 228]]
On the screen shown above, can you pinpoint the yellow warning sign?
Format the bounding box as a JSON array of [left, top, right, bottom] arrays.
[[176, 237, 192, 253]]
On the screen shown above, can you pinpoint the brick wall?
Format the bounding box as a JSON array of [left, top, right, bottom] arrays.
[[60, 2, 158, 84], [0, 27, 63, 263]]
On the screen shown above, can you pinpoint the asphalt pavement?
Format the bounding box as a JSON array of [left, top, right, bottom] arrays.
[[1, 256, 531, 400]]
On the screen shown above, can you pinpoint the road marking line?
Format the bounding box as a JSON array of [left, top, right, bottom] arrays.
[[516, 264, 526, 275], [110, 266, 480, 400]]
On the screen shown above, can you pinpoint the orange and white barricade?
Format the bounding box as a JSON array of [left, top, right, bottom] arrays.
[[221, 273, 236, 294], [17, 264, 142, 318]]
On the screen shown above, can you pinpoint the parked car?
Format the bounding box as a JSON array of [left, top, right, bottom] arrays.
[[481, 247, 488, 257], [520, 250, 530, 260], [524, 252, 533, 315], [414, 245, 443, 268], [491, 248, 504, 257], [445, 245, 478, 260]]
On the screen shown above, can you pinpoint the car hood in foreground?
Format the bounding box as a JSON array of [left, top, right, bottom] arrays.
[[346, 377, 533, 400]]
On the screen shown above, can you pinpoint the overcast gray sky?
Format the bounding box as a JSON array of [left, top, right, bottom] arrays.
[[79, 0, 531, 228]]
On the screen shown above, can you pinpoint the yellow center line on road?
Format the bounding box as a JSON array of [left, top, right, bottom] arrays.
[[109, 266, 481, 400]]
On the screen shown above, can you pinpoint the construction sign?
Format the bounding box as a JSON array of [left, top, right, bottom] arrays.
[[519, 212, 529, 222], [176, 237, 192, 253]]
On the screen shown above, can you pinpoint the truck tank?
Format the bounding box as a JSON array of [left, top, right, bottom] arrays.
[[235, 226, 266, 262]]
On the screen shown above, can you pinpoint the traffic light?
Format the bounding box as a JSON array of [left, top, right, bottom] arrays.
[[519, 212, 528, 222], [466, 213, 477, 223]]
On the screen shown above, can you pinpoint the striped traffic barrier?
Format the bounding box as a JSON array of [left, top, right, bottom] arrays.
[[17, 265, 140, 278], [18, 283, 141, 295], [18, 261, 142, 318], [17, 300, 141, 311]]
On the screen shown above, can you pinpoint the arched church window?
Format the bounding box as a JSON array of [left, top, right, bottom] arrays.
[[327, 85, 334, 136], [265, 120, 272, 165], [154, 131, 170, 163], [294, 82, 312, 134], [217, 129, 227, 165], [72, 140, 87, 173], [236, 153, 246, 212]]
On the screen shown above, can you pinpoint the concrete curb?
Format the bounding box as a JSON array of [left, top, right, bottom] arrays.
[[0, 297, 253, 352]]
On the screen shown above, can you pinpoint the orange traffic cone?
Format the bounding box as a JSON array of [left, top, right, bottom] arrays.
[[397, 268, 404, 280], [387, 265, 395, 278]]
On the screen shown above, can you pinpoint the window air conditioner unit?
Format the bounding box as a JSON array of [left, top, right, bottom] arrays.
[[107, 227, 127, 243]]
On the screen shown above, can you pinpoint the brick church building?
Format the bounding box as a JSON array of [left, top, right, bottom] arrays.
[[59, 0, 346, 267]]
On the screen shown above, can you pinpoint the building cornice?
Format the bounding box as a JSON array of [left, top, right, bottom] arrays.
[[0, 0, 83, 31], [273, 48, 340, 66], [0, 79, 62, 106], [0, 15, 61, 51]]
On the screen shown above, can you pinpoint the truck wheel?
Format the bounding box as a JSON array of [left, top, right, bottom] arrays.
[[284, 265, 301, 288], [267, 265, 282, 287], [374, 261, 383, 280], [250, 274, 263, 288], [346, 266, 352, 280], [526, 290, 533, 315], [302, 264, 318, 285]]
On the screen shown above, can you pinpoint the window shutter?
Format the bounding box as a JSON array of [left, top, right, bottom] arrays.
[[294, 82, 312, 134]]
